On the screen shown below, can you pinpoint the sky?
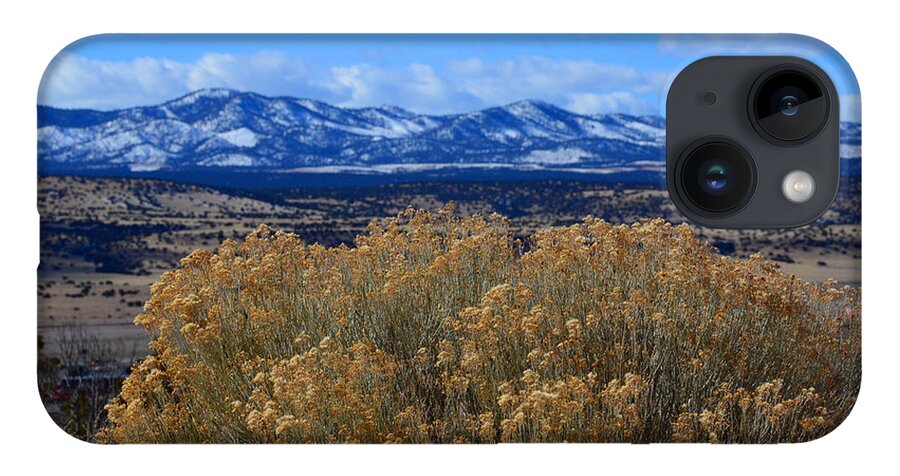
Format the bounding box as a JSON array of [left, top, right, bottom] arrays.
[[37, 34, 861, 121]]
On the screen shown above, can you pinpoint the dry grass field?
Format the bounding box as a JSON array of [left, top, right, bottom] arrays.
[[97, 210, 861, 443]]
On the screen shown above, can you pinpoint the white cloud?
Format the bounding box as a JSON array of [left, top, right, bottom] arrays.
[[445, 56, 667, 114], [40, 51, 325, 111], [39, 53, 193, 110], [656, 34, 812, 56], [840, 94, 861, 122], [324, 63, 455, 112], [565, 92, 655, 116], [39, 52, 667, 116]]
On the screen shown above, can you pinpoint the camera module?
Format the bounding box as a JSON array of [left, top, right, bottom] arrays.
[[667, 56, 841, 228]]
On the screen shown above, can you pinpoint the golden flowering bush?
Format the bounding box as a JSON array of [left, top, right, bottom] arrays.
[[99, 206, 860, 443]]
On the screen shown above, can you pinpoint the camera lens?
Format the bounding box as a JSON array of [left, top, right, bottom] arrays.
[[779, 95, 799, 116], [700, 159, 732, 195], [677, 139, 756, 216], [751, 66, 829, 143]]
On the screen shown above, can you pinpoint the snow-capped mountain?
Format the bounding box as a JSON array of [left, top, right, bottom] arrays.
[[38, 89, 666, 175], [37, 88, 860, 177]]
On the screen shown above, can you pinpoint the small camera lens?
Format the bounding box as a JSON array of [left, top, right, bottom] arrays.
[[750, 66, 830, 143], [700, 159, 732, 195], [676, 139, 756, 216], [779, 95, 799, 116]]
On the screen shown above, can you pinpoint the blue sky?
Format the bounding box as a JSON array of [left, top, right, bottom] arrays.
[[38, 34, 861, 120]]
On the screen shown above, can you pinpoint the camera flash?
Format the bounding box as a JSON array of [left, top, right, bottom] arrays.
[[782, 170, 816, 203]]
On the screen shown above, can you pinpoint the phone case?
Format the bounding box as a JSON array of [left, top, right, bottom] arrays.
[[37, 34, 861, 443]]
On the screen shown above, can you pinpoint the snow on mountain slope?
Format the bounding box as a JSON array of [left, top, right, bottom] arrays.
[[217, 128, 259, 148], [37, 89, 858, 175]]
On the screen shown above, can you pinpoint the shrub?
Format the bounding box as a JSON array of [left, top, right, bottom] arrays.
[[99, 207, 860, 443]]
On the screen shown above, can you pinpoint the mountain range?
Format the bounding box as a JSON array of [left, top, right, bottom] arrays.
[[37, 88, 861, 179]]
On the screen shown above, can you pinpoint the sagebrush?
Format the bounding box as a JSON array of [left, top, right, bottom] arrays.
[[99, 207, 860, 443]]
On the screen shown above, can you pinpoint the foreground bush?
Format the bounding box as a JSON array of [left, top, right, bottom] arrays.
[[99, 207, 860, 443]]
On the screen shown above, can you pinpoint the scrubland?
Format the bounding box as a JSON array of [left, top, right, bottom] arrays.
[[98, 207, 860, 443]]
